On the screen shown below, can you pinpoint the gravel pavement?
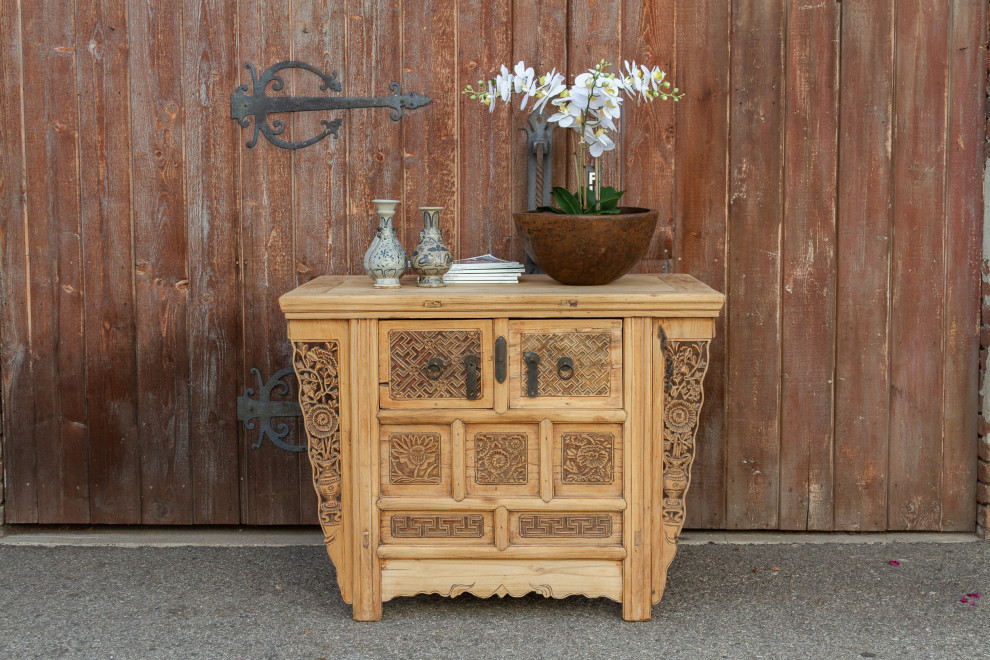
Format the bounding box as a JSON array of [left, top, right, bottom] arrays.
[[0, 539, 987, 659]]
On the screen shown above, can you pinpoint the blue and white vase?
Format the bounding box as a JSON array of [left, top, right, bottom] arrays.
[[410, 207, 453, 287], [365, 199, 406, 288]]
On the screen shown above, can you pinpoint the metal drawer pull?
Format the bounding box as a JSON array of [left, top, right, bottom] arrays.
[[556, 356, 574, 380], [494, 336, 507, 383], [524, 351, 541, 397], [425, 357, 445, 380], [463, 354, 480, 400]]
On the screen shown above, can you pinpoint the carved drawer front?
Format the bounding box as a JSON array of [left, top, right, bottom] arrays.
[[379, 425, 451, 497], [380, 511, 494, 545], [465, 424, 541, 498], [508, 511, 623, 546], [553, 423, 624, 498], [379, 320, 494, 409], [507, 320, 623, 409]]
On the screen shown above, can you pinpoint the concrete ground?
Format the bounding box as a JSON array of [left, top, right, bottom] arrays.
[[0, 529, 986, 659]]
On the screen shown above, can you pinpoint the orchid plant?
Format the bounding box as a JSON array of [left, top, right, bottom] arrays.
[[462, 59, 683, 214]]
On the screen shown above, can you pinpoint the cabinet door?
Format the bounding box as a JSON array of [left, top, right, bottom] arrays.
[[379, 320, 494, 409], [507, 320, 623, 409]]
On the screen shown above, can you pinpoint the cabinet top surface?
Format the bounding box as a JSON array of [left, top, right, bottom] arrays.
[[280, 274, 725, 319]]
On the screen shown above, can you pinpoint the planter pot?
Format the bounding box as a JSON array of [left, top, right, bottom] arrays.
[[513, 207, 659, 286]]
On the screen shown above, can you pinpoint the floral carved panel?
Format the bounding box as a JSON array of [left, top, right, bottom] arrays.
[[474, 433, 528, 484], [292, 341, 342, 543], [389, 433, 441, 484], [561, 432, 614, 484]]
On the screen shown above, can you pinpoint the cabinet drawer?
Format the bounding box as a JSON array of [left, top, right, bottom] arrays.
[[507, 320, 623, 408], [379, 320, 494, 409]]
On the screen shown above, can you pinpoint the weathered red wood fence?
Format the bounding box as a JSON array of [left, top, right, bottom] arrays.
[[0, 0, 985, 530]]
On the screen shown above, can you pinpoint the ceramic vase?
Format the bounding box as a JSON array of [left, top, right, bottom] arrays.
[[410, 207, 453, 287], [364, 199, 399, 280], [365, 199, 407, 288]]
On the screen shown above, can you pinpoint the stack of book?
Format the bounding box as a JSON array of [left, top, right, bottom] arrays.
[[443, 254, 525, 284]]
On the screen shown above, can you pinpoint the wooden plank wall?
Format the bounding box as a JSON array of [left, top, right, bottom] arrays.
[[0, 0, 985, 529]]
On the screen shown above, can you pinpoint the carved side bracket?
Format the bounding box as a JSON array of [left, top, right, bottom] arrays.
[[292, 341, 342, 543], [660, 338, 710, 570]]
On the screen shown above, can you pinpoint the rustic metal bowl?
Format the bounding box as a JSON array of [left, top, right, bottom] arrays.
[[513, 207, 659, 286]]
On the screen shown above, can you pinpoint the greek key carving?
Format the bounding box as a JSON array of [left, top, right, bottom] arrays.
[[518, 514, 612, 538], [519, 332, 611, 396], [474, 433, 528, 484], [390, 514, 485, 538], [389, 329, 483, 399], [389, 433, 441, 484], [561, 432, 614, 484], [292, 341, 342, 543], [661, 339, 710, 558]]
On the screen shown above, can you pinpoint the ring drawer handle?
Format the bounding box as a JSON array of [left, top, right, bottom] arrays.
[[557, 356, 574, 380], [426, 357, 445, 380]]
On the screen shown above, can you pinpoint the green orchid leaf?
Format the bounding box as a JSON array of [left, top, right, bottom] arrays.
[[551, 187, 582, 215], [535, 205, 563, 213]]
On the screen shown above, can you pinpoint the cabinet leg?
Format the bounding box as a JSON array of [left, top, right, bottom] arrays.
[[352, 597, 382, 622]]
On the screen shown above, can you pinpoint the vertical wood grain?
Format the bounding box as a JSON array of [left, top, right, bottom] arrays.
[[77, 0, 140, 524], [940, 0, 985, 531], [725, 0, 785, 529], [622, 0, 675, 274], [129, 0, 191, 524], [401, 0, 458, 259], [888, 0, 949, 531], [346, 0, 402, 272], [779, 0, 839, 531], [568, 0, 623, 195], [184, 0, 240, 524], [23, 0, 90, 524], [458, 0, 512, 259], [675, 0, 729, 529], [511, 0, 567, 260], [291, 0, 348, 526], [834, 0, 895, 532], [237, 0, 300, 525], [0, 0, 35, 522]]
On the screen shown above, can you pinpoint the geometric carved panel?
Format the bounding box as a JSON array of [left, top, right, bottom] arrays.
[[509, 511, 622, 546], [389, 433, 441, 484], [388, 329, 483, 399], [561, 432, 614, 484], [519, 331, 611, 397], [518, 513, 612, 537], [390, 514, 485, 538]]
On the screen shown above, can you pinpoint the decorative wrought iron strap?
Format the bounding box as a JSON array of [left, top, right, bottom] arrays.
[[237, 366, 305, 453], [231, 61, 432, 150]]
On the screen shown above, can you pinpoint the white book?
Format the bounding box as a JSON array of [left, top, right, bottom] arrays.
[[450, 253, 524, 271]]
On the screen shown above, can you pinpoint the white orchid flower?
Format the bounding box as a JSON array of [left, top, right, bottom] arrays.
[[494, 65, 513, 104], [585, 126, 616, 157], [532, 70, 566, 114]]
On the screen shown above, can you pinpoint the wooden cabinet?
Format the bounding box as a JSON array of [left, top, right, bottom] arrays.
[[280, 274, 724, 621]]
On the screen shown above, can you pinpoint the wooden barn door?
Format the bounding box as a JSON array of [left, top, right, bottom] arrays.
[[0, 0, 985, 528]]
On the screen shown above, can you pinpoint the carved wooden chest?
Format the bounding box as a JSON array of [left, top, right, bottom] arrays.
[[280, 274, 724, 621]]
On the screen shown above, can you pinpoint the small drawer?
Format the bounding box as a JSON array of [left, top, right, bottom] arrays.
[[553, 423, 623, 498], [507, 320, 623, 409], [380, 511, 493, 545], [508, 511, 622, 546], [379, 320, 494, 409], [380, 424, 451, 497]]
